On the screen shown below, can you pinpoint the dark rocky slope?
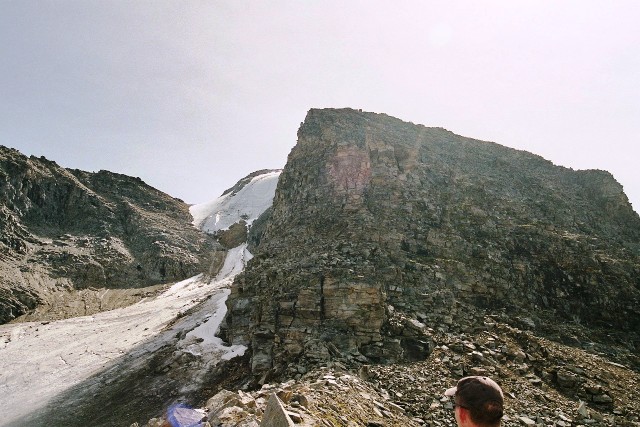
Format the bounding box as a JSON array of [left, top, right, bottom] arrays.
[[138, 317, 640, 427], [224, 108, 640, 379], [0, 146, 219, 324]]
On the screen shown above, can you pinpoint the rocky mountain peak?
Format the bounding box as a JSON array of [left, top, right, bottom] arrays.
[[225, 108, 640, 380]]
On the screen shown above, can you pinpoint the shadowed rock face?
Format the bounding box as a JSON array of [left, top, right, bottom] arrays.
[[224, 108, 640, 376], [0, 146, 219, 324]]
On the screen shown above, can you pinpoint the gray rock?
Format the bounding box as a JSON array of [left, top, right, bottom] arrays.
[[577, 400, 589, 419], [518, 416, 536, 426], [260, 394, 295, 427], [206, 389, 242, 414]]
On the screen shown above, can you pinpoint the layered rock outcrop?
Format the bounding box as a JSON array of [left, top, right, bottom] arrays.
[[0, 146, 219, 323], [225, 108, 640, 377]]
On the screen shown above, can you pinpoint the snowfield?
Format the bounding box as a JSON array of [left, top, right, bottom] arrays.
[[0, 248, 245, 425], [190, 170, 281, 232], [0, 171, 280, 426]]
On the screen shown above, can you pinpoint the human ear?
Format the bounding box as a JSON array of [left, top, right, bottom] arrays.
[[457, 407, 470, 426]]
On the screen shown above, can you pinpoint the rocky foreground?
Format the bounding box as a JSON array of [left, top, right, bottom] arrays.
[[135, 313, 639, 427]]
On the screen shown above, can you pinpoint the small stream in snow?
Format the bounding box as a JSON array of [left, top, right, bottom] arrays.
[[177, 244, 252, 360], [0, 244, 250, 426]]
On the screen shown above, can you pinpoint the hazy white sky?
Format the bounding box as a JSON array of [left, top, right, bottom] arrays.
[[1, 1, 638, 212]]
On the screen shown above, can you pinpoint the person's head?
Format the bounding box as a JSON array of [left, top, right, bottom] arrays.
[[445, 376, 504, 427]]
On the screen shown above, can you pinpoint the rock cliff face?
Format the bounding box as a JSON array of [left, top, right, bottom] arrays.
[[0, 146, 219, 324], [225, 108, 640, 377]]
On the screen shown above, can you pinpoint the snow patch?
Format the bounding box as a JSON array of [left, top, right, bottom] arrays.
[[190, 170, 280, 232], [178, 245, 251, 360], [215, 244, 253, 281], [0, 244, 250, 426]]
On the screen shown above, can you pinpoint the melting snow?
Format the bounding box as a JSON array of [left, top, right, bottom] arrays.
[[190, 170, 280, 232], [0, 247, 247, 425], [0, 170, 280, 426], [177, 244, 252, 359]]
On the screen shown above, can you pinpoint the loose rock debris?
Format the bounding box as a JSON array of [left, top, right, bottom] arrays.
[[135, 320, 639, 427]]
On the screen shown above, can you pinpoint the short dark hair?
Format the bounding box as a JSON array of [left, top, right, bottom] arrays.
[[446, 376, 504, 427], [460, 397, 503, 426]]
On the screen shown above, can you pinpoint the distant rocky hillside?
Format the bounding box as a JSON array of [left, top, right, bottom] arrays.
[[0, 146, 219, 324], [225, 108, 640, 378]]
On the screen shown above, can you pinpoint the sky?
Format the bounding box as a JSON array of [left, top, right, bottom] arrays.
[[1, 1, 638, 212]]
